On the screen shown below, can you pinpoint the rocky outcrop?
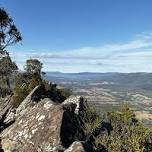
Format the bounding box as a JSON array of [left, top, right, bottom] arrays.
[[0, 95, 15, 132], [60, 108, 85, 148], [0, 84, 67, 133], [15, 85, 40, 117], [1, 98, 64, 152], [64, 141, 85, 152], [0, 86, 44, 132], [62, 96, 87, 114], [0, 87, 88, 152]]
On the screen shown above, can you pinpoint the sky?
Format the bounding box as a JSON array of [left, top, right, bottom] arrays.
[[1, 0, 152, 72]]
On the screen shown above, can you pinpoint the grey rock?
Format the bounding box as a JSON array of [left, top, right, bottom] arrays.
[[1, 98, 63, 152], [64, 141, 85, 152], [15, 86, 40, 117], [1, 97, 85, 152], [3, 108, 15, 125], [62, 96, 85, 114]]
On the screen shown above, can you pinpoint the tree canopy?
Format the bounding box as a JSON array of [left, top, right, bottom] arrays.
[[0, 7, 22, 51], [0, 7, 22, 96], [25, 59, 43, 75], [0, 56, 17, 76]]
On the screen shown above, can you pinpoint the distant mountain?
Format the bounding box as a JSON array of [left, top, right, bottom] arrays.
[[45, 72, 152, 89]]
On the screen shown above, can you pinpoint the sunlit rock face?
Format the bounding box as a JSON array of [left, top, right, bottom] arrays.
[[62, 96, 88, 115], [1, 99, 64, 152], [15, 85, 40, 117], [0, 87, 86, 152]]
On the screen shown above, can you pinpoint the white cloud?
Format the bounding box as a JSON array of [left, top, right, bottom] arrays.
[[10, 33, 152, 72]]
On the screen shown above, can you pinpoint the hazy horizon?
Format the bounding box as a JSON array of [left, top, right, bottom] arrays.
[[45, 71, 152, 74]]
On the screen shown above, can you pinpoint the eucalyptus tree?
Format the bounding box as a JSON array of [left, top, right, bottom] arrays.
[[25, 59, 43, 76], [0, 7, 22, 95], [0, 8, 22, 51]]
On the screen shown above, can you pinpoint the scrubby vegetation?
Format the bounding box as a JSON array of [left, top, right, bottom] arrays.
[[79, 105, 103, 137], [80, 103, 152, 152], [12, 73, 42, 107], [12, 59, 71, 107]]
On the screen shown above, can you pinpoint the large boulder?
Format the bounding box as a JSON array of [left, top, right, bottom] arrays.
[[1, 96, 85, 152], [16, 84, 66, 118], [0, 86, 43, 132], [62, 96, 87, 114], [1, 98, 63, 152], [15, 85, 41, 117], [0, 85, 91, 152]]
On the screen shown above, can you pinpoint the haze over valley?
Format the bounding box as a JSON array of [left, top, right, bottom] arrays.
[[45, 72, 152, 126]]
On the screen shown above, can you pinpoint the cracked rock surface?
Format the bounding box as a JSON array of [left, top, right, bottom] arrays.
[[0, 86, 87, 152]]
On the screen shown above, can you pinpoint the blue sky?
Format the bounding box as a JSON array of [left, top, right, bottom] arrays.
[[1, 0, 152, 72]]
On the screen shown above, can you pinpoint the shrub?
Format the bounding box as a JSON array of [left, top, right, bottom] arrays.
[[77, 102, 152, 151], [79, 104, 103, 137], [28, 73, 42, 91], [59, 88, 72, 99], [44, 82, 68, 103], [12, 72, 42, 108], [95, 104, 152, 152], [0, 86, 11, 98]]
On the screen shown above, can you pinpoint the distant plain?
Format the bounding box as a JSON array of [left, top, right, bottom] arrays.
[[45, 72, 152, 126]]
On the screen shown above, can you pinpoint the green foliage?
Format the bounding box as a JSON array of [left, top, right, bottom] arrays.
[[0, 7, 21, 97], [59, 88, 72, 99], [28, 73, 42, 91], [43, 82, 68, 103], [0, 86, 11, 97], [13, 59, 44, 104], [0, 56, 18, 97], [77, 103, 152, 151], [12, 72, 42, 108], [0, 7, 22, 50], [25, 59, 42, 75], [80, 105, 103, 136], [12, 71, 68, 107], [0, 56, 18, 76], [93, 104, 152, 152]]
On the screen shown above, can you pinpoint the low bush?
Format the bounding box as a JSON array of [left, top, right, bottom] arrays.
[[12, 73, 70, 107], [79, 102, 152, 152], [79, 104, 103, 137], [12, 73, 42, 108]]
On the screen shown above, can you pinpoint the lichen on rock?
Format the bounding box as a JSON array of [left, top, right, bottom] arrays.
[[0, 86, 89, 152]]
